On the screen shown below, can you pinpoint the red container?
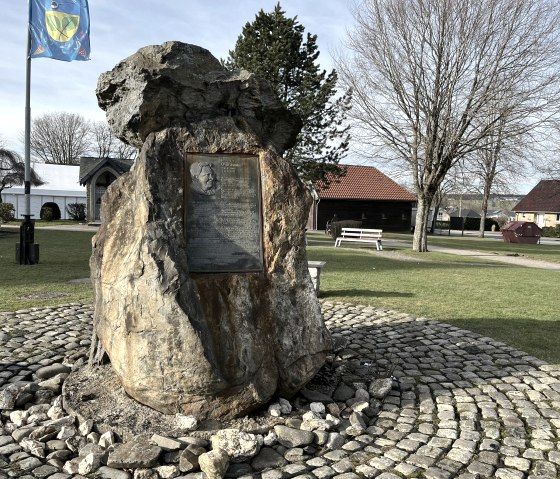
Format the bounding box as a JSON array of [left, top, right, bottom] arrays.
[[501, 221, 542, 244]]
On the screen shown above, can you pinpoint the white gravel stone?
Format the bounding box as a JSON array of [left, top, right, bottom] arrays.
[[99, 431, 116, 448], [263, 430, 277, 446], [156, 464, 180, 478], [57, 425, 78, 440], [79, 419, 94, 436], [199, 448, 229, 479], [310, 402, 326, 414], [279, 398, 292, 414], [176, 414, 198, 431], [20, 438, 45, 458], [78, 452, 103, 475], [210, 429, 261, 463], [268, 403, 282, 417], [9, 410, 29, 427]]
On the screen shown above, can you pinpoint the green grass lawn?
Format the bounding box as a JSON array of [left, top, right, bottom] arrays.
[[0, 228, 95, 311], [307, 233, 560, 363], [1, 228, 558, 364]]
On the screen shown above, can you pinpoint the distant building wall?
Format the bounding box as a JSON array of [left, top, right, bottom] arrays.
[[1, 163, 86, 220], [515, 212, 560, 228], [317, 199, 413, 231], [1, 192, 86, 220]]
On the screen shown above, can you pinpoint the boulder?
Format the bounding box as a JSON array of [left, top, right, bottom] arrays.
[[96, 41, 301, 153], [86, 41, 331, 420]]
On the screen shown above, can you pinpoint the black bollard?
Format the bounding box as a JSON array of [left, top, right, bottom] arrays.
[[16, 215, 40, 264]]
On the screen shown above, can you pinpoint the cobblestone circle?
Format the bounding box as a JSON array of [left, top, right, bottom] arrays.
[[1, 301, 559, 479]]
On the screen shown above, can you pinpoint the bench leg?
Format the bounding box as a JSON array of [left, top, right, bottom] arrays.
[[335, 239, 340, 247], [376, 241, 383, 251]]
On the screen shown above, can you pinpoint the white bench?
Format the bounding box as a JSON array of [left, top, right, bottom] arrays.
[[334, 228, 383, 251]]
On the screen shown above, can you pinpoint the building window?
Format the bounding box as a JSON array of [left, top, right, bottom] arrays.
[[556, 213, 560, 222]]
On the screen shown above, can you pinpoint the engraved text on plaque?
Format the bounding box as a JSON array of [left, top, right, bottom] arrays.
[[185, 154, 263, 273]]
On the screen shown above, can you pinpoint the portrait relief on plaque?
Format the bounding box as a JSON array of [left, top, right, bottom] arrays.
[[184, 153, 264, 273], [190, 161, 218, 196]]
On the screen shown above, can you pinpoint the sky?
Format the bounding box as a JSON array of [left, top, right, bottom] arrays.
[[0, 1, 540, 194], [0, 0, 354, 152]]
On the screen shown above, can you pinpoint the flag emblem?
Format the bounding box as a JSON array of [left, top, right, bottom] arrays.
[[45, 10, 80, 42], [29, 0, 90, 62]]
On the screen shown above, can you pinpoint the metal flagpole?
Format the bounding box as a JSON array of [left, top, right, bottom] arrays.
[[25, 3, 31, 219], [18, 0, 39, 265]]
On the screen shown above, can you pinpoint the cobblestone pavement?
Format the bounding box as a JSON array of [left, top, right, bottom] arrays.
[[1, 301, 559, 478]]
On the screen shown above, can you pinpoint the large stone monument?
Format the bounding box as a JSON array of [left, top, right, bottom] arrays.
[[88, 42, 331, 420]]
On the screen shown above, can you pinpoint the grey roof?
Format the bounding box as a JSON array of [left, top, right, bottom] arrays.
[[447, 207, 481, 218], [79, 157, 134, 185]]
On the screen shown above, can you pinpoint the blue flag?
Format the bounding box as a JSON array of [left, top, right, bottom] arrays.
[[29, 0, 90, 61]]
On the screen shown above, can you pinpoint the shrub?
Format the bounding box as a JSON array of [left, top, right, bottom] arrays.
[[40, 202, 61, 221], [66, 203, 86, 221], [496, 215, 510, 228], [463, 217, 500, 231], [435, 220, 450, 230], [543, 225, 560, 238], [0, 203, 15, 222], [41, 207, 54, 221]]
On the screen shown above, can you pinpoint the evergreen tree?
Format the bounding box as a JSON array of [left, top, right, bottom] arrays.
[[227, 3, 351, 185]]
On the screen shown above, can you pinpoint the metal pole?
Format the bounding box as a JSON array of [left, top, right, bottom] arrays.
[[17, 0, 39, 264], [24, 0, 31, 216]]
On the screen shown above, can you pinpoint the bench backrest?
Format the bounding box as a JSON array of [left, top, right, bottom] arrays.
[[340, 227, 382, 238], [329, 220, 362, 239]]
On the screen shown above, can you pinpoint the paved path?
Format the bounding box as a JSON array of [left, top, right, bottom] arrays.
[[1, 302, 559, 478], [388, 242, 560, 271]]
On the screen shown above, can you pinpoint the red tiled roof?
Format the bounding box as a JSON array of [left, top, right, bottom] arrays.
[[317, 165, 416, 201], [513, 180, 560, 213]]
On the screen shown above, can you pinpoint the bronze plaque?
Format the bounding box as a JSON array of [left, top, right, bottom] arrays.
[[185, 153, 263, 273]]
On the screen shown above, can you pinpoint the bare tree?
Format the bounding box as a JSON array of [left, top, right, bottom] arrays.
[[89, 121, 114, 159], [0, 149, 44, 202], [430, 164, 470, 233], [532, 120, 560, 178], [339, 0, 560, 251], [89, 121, 137, 160], [467, 119, 527, 237], [112, 141, 137, 160], [30, 112, 91, 165]]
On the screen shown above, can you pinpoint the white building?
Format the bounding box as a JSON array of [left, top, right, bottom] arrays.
[[1, 163, 86, 220]]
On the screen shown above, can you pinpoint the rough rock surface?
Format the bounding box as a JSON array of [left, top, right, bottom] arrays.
[[96, 41, 301, 153], [89, 41, 331, 419]]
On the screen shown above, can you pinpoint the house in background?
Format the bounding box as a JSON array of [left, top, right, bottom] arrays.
[[445, 207, 481, 219], [513, 179, 560, 228], [486, 208, 514, 222], [79, 157, 134, 224], [309, 165, 416, 231], [1, 163, 85, 220]]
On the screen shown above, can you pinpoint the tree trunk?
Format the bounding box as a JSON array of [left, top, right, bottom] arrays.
[[413, 195, 431, 252], [478, 178, 492, 238]]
